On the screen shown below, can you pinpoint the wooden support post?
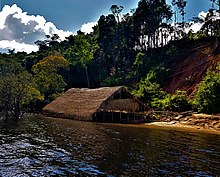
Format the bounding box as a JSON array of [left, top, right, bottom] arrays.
[[128, 113, 130, 122], [111, 111, 114, 122], [93, 113, 96, 122], [103, 112, 105, 122]]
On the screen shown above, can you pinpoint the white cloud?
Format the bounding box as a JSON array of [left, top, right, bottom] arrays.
[[187, 11, 220, 33], [185, 11, 207, 33], [80, 22, 97, 34], [0, 4, 73, 53], [0, 40, 38, 53], [188, 22, 203, 33], [198, 11, 208, 21]]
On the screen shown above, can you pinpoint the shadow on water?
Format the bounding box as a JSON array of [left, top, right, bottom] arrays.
[[0, 114, 220, 176]]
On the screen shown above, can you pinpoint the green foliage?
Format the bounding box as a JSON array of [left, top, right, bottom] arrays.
[[153, 65, 170, 87], [191, 9, 220, 38], [133, 67, 190, 111], [132, 65, 170, 101], [133, 52, 145, 81], [151, 90, 191, 112], [65, 34, 99, 68], [1, 0, 219, 115], [151, 94, 171, 110], [132, 69, 165, 106], [0, 61, 43, 119], [101, 76, 123, 87], [64, 33, 99, 87], [194, 70, 220, 113], [32, 55, 69, 100], [187, 30, 205, 40], [134, 52, 145, 66], [168, 90, 191, 112]]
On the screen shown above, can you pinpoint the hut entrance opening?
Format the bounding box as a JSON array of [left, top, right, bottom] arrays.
[[93, 92, 145, 123], [93, 111, 144, 123]]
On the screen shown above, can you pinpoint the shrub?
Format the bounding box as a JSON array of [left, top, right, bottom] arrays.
[[151, 94, 171, 110], [194, 70, 220, 113], [168, 91, 191, 112], [151, 91, 191, 112], [132, 70, 164, 106]]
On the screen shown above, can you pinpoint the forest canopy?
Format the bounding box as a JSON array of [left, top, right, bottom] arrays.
[[0, 0, 220, 118]]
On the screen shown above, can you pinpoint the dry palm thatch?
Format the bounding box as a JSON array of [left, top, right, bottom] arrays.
[[43, 86, 146, 121]]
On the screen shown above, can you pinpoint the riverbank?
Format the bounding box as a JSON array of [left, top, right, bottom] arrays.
[[31, 112, 220, 134], [144, 111, 220, 133]]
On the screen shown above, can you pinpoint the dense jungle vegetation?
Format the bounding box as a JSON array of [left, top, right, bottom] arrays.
[[0, 0, 220, 119]]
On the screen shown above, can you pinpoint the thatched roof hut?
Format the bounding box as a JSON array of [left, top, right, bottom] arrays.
[[42, 86, 146, 121]]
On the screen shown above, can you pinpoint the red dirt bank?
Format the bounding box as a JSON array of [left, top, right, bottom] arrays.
[[165, 38, 220, 96]]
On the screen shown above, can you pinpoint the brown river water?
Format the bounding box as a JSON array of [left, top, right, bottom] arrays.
[[0, 115, 220, 176]]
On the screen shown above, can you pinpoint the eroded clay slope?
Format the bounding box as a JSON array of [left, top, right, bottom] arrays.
[[165, 39, 220, 96]]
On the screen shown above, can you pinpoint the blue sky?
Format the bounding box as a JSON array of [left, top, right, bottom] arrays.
[[1, 0, 210, 32], [1, 0, 137, 31], [0, 0, 211, 53]]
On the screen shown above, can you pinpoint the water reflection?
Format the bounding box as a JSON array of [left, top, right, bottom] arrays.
[[0, 118, 106, 176], [0, 115, 220, 176]]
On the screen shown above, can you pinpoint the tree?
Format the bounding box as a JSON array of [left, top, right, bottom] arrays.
[[134, 52, 145, 82], [97, 14, 121, 81], [110, 5, 124, 23], [195, 8, 220, 37], [194, 69, 220, 113], [32, 55, 69, 100], [35, 34, 60, 52], [0, 61, 43, 120], [132, 69, 164, 105], [172, 0, 187, 39], [210, 0, 220, 12], [64, 33, 99, 87], [151, 90, 191, 111], [132, 0, 172, 49], [172, 0, 187, 24], [168, 90, 191, 112], [8, 49, 15, 54]]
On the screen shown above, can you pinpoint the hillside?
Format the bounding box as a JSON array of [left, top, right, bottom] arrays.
[[165, 38, 220, 96]]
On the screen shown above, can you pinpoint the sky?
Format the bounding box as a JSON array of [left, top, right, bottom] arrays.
[[0, 0, 211, 53]]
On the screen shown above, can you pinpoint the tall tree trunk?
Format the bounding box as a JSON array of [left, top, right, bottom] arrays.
[[99, 63, 102, 86], [165, 30, 167, 45], [85, 67, 90, 88], [4, 110, 9, 121], [12, 99, 21, 120], [219, 0, 220, 12]]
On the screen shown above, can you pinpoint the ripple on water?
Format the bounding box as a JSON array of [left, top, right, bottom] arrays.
[[1, 116, 220, 176], [0, 128, 106, 176]]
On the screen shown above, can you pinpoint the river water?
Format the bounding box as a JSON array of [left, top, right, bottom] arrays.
[[0, 115, 220, 176]]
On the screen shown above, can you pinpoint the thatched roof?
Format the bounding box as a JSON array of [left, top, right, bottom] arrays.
[[43, 86, 145, 120]]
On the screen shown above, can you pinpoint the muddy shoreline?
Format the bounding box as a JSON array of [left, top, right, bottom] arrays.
[[24, 112, 220, 134], [145, 111, 220, 133]]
